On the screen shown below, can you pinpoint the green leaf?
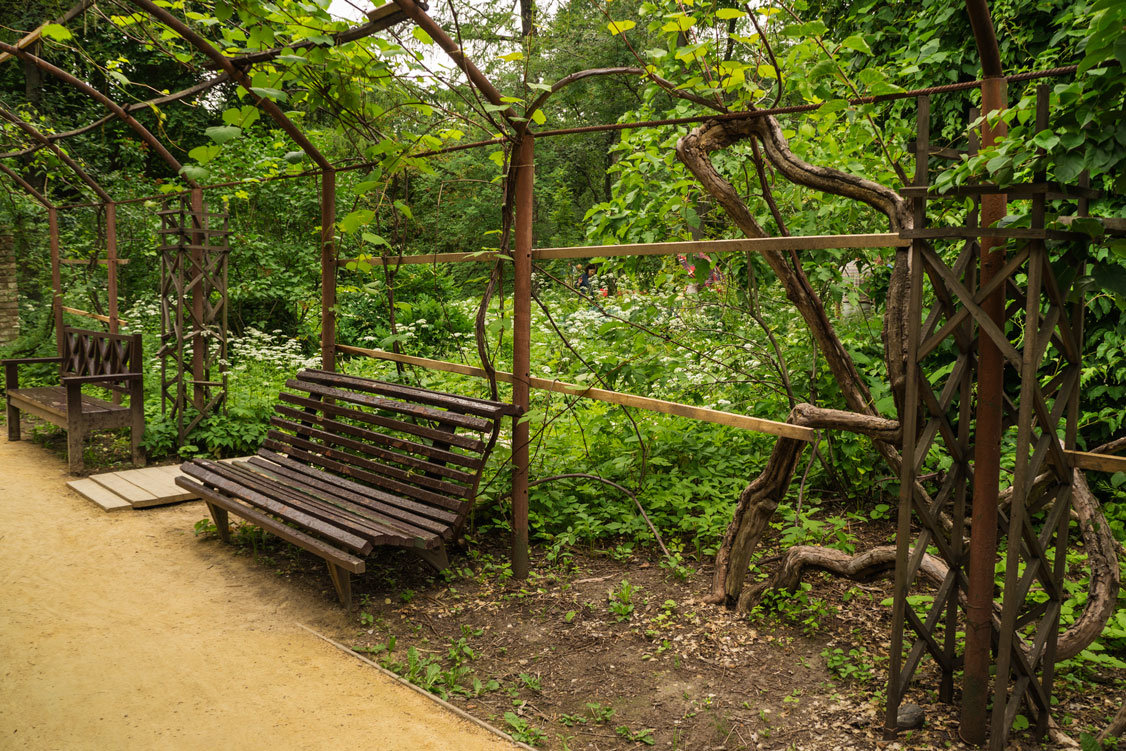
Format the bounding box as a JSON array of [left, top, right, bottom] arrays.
[[412, 26, 432, 44], [715, 8, 745, 19], [187, 144, 222, 164], [361, 232, 391, 247], [250, 86, 288, 102], [178, 165, 210, 182], [41, 23, 72, 42], [393, 200, 413, 220], [283, 150, 306, 163], [338, 209, 375, 233], [1092, 262, 1126, 298], [1031, 129, 1060, 150], [840, 34, 872, 55], [607, 20, 636, 35], [498, 51, 524, 62], [530, 109, 546, 125], [204, 125, 241, 145]]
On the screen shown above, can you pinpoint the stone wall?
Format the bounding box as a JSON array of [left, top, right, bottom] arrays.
[[0, 235, 18, 344]]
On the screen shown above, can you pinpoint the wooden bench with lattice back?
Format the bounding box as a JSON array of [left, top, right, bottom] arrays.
[[175, 369, 511, 607], [4, 326, 145, 474]]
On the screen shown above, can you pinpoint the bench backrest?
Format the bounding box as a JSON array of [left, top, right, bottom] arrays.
[[265, 369, 511, 531], [61, 327, 143, 394]]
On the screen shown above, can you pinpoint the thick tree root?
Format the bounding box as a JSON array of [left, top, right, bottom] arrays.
[[739, 468, 1118, 663], [705, 404, 900, 606]]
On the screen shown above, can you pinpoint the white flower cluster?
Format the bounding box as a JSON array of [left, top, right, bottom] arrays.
[[228, 327, 320, 372]]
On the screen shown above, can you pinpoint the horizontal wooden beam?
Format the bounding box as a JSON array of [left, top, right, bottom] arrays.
[[61, 306, 127, 327], [337, 232, 909, 268], [1063, 450, 1126, 475], [336, 344, 816, 441], [59, 258, 129, 265]]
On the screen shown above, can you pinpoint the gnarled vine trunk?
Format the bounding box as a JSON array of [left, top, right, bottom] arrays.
[[675, 111, 1119, 667]]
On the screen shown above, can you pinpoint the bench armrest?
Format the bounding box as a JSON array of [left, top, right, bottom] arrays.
[[61, 372, 143, 385], [2, 356, 64, 365]]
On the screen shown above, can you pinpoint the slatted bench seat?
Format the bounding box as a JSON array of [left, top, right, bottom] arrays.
[[4, 327, 144, 474], [175, 369, 512, 607]]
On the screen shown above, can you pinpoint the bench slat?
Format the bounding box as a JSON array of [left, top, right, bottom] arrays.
[[279, 392, 487, 455], [214, 461, 414, 545], [258, 443, 464, 519], [233, 460, 444, 541], [248, 454, 452, 537], [273, 404, 478, 481], [184, 461, 374, 555], [270, 416, 473, 498], [264, 430, 471, 510], [287, 379, 493, 433], [300, 369, 511, 419], [177, 476, 367, 574]]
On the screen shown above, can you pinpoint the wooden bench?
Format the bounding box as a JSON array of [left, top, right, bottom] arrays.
[[175, 369, 512, 607], [4, 327, 144, 474]]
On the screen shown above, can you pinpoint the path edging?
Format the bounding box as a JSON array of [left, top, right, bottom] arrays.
[[298, 623, 537, 751]]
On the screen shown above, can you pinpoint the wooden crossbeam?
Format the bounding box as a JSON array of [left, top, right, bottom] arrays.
[[336, 344, 816, 441], [61, 306, 128, 327], [337, 232, 910, 268], [59, 258, 129, 265]]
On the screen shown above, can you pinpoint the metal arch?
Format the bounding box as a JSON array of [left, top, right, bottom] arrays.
[[0, 41, 196, 188], [126, 0, 332, 172], [0, 105, 112, 202], [0, 72, 232, 161], [0, 162, 53, 209]]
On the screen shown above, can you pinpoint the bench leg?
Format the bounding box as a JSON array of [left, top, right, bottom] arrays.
[[129, 383, 145, 467], [327, 563, 352, 610], [205, 502, 230, 543], [413, 544, 449, 573], [65, 382, 84, 475], [6, 400, 19, 441], [66, 426, 85, 475], [130, 424, 145, 467]]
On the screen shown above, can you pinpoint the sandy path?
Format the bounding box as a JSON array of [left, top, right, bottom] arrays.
[[0, 439, 516, 751]]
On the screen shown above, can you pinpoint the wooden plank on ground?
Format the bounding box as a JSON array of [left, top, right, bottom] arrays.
[[89, 471, 158, 505], [68, 478, 131, 512], [115, 465, 199, 507]]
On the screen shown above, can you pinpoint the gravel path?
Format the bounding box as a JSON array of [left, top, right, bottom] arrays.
[[0, 438, 516, 751]]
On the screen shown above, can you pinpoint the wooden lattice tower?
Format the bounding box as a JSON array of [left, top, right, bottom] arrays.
[[157, 193, 229, 442], [886, 87, 1095, 748]]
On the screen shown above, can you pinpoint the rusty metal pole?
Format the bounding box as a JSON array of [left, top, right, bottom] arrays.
[[189, 188, 206, 410], [48, 207, 63, 362], [105, 202, 118, 334], [511, 134, 534, 579], [960, 1, 1007, 740], [321, 169, 337, 372]]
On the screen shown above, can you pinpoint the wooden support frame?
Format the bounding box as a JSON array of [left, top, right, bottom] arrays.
[[337, 232, 910, 267], [887, 88, 1091, 750], [336, 345, 817, 441]]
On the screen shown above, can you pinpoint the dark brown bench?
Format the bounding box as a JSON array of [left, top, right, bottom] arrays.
[[4, 327, 144, 474], [175, 369, 511, 607]]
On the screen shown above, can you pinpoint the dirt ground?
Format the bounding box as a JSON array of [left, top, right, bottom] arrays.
[[0, 437, 520, 751]]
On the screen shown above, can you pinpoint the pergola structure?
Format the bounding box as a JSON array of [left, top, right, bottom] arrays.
[[2, 1, 1124, 748]]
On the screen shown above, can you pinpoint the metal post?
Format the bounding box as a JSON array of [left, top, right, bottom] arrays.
[[190, 188, 206, 410], [105, 202, 118, 334], [511, 135, 534, 579], [48, 207, 63, 363], [960, 75, 1008, 746], [887, 95, 928, 735], [321, 169, 337, 372]]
